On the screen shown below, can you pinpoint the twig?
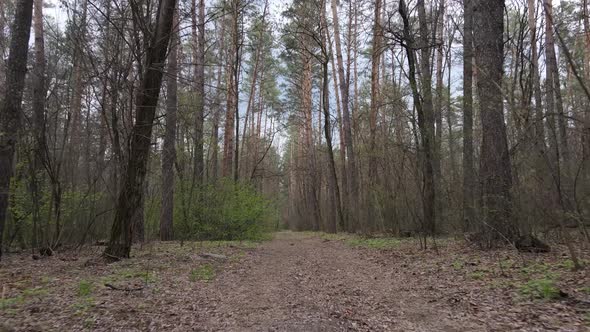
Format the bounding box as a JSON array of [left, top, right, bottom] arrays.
[[104, 283, 144, 292]]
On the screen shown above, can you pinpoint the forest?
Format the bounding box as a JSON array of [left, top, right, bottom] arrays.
[[0, 0, 589, 330]]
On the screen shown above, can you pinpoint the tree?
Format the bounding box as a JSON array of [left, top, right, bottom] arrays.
[[161, 10, 179, 241], [330, 0, 358, 228], [30, 0, 47, 251], [474, 0, 516, 245], [192, 0, 205, 185], [222, 0, 242, 180], [368, 0, 382, 232], [0, 0, 34, 260], [416, 0, 436, 237], [462, 0, 475, 230], [105, 0, 178, 258]]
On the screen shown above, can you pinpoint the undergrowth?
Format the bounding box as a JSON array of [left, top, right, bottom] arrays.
[[190, 264, 216, 282]]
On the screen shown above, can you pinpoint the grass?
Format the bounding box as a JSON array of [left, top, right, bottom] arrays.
[[345, 237, 403, 249], [519, 277, 562, 300], [182, 239, 266, 250], [308, 231, 410, 249], [71, 297, 96, 316], [77, 280, 93, 297], [190, 264, 216, 282], [452, 259, 464, 271], [469, 271, 486, 280], [0, 286, 49, 310]]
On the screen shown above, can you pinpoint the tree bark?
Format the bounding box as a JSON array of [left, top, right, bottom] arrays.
[[29, 0, 47, 250], [222, 0, 240, 179], [160, 10, 179, 241], [210, 21, 224, 182], [417, 0, 436, 236], [0, 0, 34, 260], [105, 0, 178, 258], [67, 0, 88, 189], [192, 0, 205, 185], [474, 0, 516, 245], [330, 0, 357, 229], [368, 0, 382, 232], [527, 0, 546, 151], [462, 0, 475, 231], [434, 0, 445, 229]]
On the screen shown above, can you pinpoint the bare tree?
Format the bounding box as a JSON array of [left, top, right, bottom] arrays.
[[105, 0, 178, 259]]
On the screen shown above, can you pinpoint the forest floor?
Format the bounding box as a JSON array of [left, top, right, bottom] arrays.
[[0, 231, 589, 331]]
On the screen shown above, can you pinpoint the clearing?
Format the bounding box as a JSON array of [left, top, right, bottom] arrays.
[[0, 232, 589, 331]]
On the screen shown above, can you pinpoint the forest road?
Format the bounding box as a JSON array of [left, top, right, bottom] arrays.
[[198, 231, 484, 331]]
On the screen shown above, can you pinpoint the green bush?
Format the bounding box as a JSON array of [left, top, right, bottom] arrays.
[[173, 180, 277, 241], [7, 165, 103, 248]]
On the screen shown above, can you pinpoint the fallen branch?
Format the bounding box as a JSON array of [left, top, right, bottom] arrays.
[[104, 283, 144, 292]]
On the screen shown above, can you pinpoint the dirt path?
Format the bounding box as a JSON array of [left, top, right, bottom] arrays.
[[2, 232, 587, 331], [194, 232, 483, 331]]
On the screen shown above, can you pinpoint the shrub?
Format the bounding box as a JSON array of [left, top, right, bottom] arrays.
[[173, 180, 277, 241]]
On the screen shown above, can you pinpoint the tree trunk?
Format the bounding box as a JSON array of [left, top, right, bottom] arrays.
[[104, 0, 178, 259], [368, 0, 382, 232], [434, 0, 445, 229], [160, 10, 179, 241], [417, 0, 436, 237], [192, 0, 205, 185], [67, 0, 88, 189], [474, 0, 516, 246], [30, 0, 46, 251], [222, 0, 239, 179], [527, 0, 546, 152], [462, 0, 475, 231], [321, 2, 344, 233], [330, 0, 357, 229], [0, 0, 34, 260], [210, 19, 225, 182]]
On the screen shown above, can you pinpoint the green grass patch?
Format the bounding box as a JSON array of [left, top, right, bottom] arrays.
[[71, 297, 95, 316], [319, 232, 351, 241], [519, 277, 562, 300], [0, 286, 49, 310], [190, 264, 216, 282], [102, 267, 157, 285], [469, 271, 486, 280], [346, 237, 402, 249], [0, 296, 24, 310], [77, 280, 93, 297], [520, 262, 551, 275], [452, 259, 464, 271], [197, 240, 263, 249]]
